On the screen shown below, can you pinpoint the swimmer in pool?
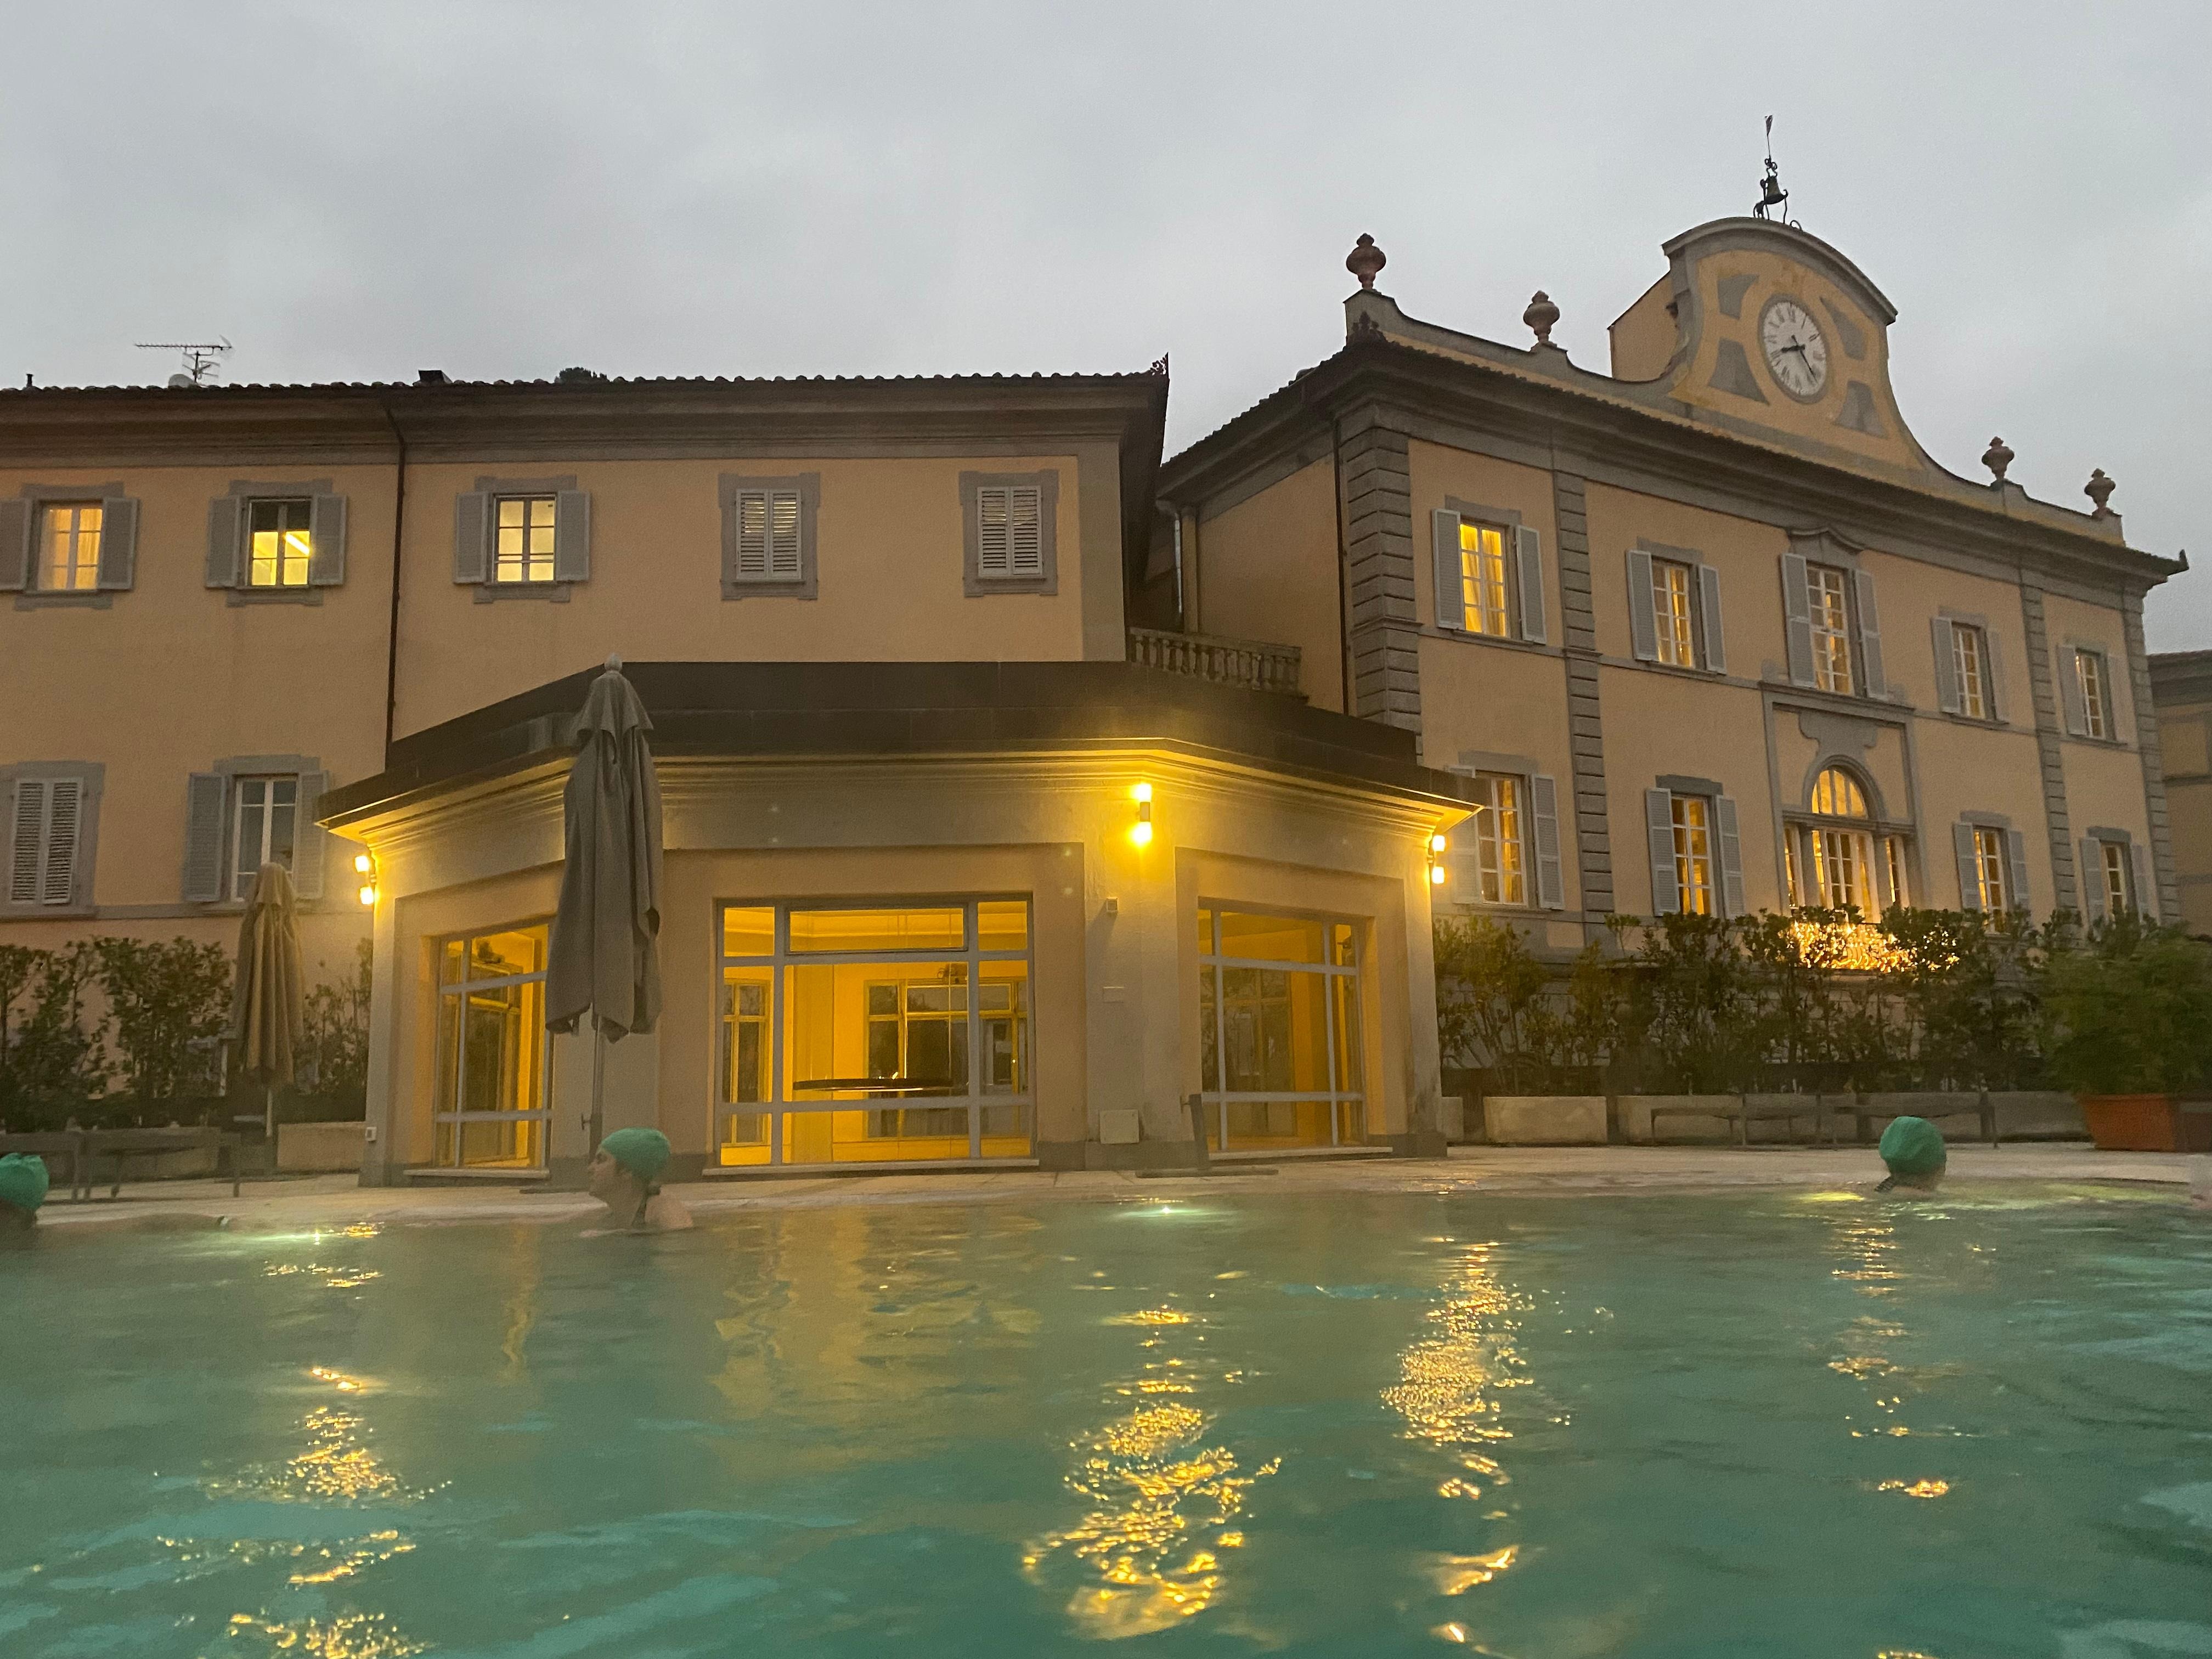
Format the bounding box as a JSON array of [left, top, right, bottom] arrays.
[[1875, 1115, 1946, 1194], [0, 1153, 50, 1234], [585, 1128, 693, 1233]]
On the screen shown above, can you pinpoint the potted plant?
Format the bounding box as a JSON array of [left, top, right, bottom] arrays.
[[2043, 918, 2212, 1152]]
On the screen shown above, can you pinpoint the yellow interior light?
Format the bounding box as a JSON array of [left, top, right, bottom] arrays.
[[1132, 781, 1153, 804], [353, 851, 373, 874], [1430, 832, 1448, 854], [1130, 820, 1154, 848], [357, 883, 378, 907]]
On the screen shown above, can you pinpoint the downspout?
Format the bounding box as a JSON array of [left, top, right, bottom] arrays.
[[377, 398, 408, 763]]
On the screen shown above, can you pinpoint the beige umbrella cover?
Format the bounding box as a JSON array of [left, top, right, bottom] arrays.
[[229, 860, 304, 1086], [547, 657, 663, 1042]]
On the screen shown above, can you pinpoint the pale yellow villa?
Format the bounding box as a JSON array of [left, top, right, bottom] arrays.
[[0, 215, 2186, 1182]]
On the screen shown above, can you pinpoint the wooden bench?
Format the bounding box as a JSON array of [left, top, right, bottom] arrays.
[[0, 1131, 87, 1203], [1829, 1092, 1999, 1148], [78, 1127, 245, 1199], [1648, 1094, 1839, 1146]]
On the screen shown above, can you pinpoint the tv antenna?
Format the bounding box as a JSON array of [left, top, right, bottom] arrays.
[[1753, 116, 1795, 225], [136, 337, 232, 386]]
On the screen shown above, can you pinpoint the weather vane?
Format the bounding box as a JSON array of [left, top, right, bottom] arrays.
[[1754, 116, 1795, 225], [134, 337, 232, 386]]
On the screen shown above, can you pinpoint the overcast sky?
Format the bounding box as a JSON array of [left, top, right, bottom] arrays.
[[5, 2, 2205, 648]]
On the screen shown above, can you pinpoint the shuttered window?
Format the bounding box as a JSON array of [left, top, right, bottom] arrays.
[[248, 499, 313, 588], [40, 503, 103, 592], [1671, 794, 1715, 915], [1952, 624, 1989, 720], [1808, 565, 1853, 693], [231, 776, 300, 901], [495, 496, 559, 585], [2075, 650, 2111, 740], [1464, 772, 1527, 905], [734, 490, 804, 581], [1652, 559, 1696, 667], [8, 777, 82, 906], [975, 485, 1045, 579]]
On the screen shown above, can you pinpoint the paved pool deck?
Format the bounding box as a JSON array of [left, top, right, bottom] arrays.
[[31, 1143, 2206, 1233]]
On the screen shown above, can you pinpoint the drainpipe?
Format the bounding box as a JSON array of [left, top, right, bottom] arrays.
[[377, 398, 408, 763]]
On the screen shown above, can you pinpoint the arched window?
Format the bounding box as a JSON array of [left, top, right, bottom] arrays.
[[1787, 764, 1906, 914], [1808, 765, 1869, 819]]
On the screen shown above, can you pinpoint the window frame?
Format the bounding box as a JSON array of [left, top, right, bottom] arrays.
[[2075, 648, 2111, 741], [492, 493, 560, 587], [1806, 562, 1855, 695], [1784, 762, 1910, 915], [1951, 622, 1989, 721], [1460, 771, 1531, 907], [1196, 905, 1365, 1154], [1973, 825, 2013, 911], [720, 472, 821, 600], [960, 470, 1060, 596], [37, 501, 104, 594], [229, 774, 301, 902], [1669, 792, 1717, 916], [245, 497, 315, 590], [1651, 556, 1697, 668], [431, 921, 556, 1172]]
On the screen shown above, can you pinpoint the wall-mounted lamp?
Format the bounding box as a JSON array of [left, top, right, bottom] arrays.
[[1130, 781, 1154, 848], [354, 849, 378, 907], [1427, 832, 1448, 887]]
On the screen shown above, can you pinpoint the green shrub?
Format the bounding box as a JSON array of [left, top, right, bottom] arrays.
[[92, 937, 232, 1106], [0, 943, 109, 1126], [2042, 916, 2212, 1094]]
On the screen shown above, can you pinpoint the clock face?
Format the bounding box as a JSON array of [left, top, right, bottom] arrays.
[[1759, 296, 1829, 400]]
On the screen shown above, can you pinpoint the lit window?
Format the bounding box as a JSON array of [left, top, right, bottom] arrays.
[[40, 503, 101, 592], [1653, 559, 1696, 667], [1883, 837, 1911, 910], [1974, 826, 2012, 911], [1808, 565, 1853, 694], [1458, 521, 1510, 636], [1809, 827, 1874, 912], [2076, 650, 2109, 740], [247, 499, 313, 589], [1793, 766, 1886, 914], [495, 495, 557, 584], [1808, 766, 1868, 819], [1952, 624, 1988, 720], [1198, 907, 1363, 1152], [433, 924, 552, 1170], [1671, 793, 1714, 915], [231, 776, 298, 901], [1465, 772, 1527, 905], [2100, 840, 2132, 915]]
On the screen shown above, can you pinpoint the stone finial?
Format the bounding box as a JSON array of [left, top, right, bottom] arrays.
[[2085, 468, 2117, 516], [1981, 437, 2014, 483], [1346, 234, 1386, 290], [1523, 290, 1560, 347]]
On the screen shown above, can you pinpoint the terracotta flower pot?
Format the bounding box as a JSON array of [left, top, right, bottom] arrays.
[[2080, 1094, 2212, 1153]]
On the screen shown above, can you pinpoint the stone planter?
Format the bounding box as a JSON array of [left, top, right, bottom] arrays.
[[2081, 1094, 2212, 1154], [278, 1120, 368, 1173], [1985, 1091, 2088, 1142], [1483, 1096, 1607, 1146], [1620, 1096, 1740, 1144]]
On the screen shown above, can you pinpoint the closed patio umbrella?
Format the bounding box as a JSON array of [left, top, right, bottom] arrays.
[[546, 655, 663, 1162], [228, 860, 304, 1150]]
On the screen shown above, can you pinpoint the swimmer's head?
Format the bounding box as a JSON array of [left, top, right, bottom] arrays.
[[1877, 1116, 1947, 1193], [0, 1154, 50, 1228], [589, 1128, 672, 1210]]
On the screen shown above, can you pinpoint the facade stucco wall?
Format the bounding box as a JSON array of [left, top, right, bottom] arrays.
[[1190, 458, 1341, 711]]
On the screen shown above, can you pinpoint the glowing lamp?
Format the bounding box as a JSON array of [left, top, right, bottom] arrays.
[[1429, 833, 1448, 854], [357, 884, 379, 907], [1130, 781, 1154, 847], [353, 851, 373, 874]]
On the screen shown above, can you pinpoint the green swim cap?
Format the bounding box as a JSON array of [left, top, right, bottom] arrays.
[[1878, 1116, 1948, 1178], [599, 1127, 672, 1184], [0, 1153, 51, 1213]]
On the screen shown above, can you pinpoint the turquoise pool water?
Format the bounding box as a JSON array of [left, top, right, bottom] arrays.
[[4, 1184, 2208, 1658]]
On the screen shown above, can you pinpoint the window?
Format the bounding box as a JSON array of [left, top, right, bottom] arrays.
[[230, 777, 298, 901], [733, 489, 802, 582], [1197, 908, 1363, 1153], [1652, 558, 1696, 667], [433, 925, 553, 1170], [2076, 650, 2110, 741], [1671, 794, 1715, 915], [716, 899, 1033, 1167], [962, 471, 1059, 594], [1808, 565, 1854, 693], [1463, 772, 1527, 905], [720, 472, 819, 599], [1952, 624, 1989, 720], [8, 776, 84, 907], [2100, 840, 2133, 916], [1459, 520, 1511, 636], [494, 495, 557, 585], [1787, 765, 1908, 915], [1884, 838, 1911, 910], [40, 503, 101, 592], [247, 499, 313, 589], [1974, 826, 2012, 911]]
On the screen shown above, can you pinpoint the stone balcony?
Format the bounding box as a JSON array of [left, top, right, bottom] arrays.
[[1127, 626, 1302, 698]]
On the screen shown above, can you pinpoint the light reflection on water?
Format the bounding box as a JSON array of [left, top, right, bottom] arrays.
[[1381, 1241, 1527, 1507]]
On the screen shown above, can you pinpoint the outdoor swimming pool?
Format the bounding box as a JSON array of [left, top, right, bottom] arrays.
[[4, 1185, 2208, 1657]]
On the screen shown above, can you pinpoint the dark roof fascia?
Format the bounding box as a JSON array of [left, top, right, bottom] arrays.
[[2149, 650, 2212, 706], [1162, 337, 2181, 595], [0, 371, 1170, 469], [319, 659, 1479, 830]]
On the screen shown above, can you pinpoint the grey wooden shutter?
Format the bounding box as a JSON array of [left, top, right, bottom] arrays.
[[769, 492, 802, 579], [1716, 794, 1746, 917], [1531, 774, 1565, 910], [2005, 829, 2030, 912], [308, 494, 348, 586], [1008, 486, 1045, 578], [1954, 822, 1982, 909], [1780, 552, 1815, 685], [453, 492, 490, 584], [2132, 843, 2155, 920], [206, 495, 245, 588], [1854, 568, 1884, 698], [553, 490, 591, 583], [1514, 525, 1546, 643], [1431, 510, 1465, 631], [1697, 565, 1726, 673], [2080, 837, 2105, 922], [977, 487, 1012, 577], [39, 778, 80, 905], [1931, 617, 1961, 714], [96, 495, 139, 590], [291, 770, 331, 900], [182, 772, 229, 902], [1626, 548, 1658, 662], [1645, 788, 1679, 916], [1984, 630, 2008, 723], [2058, 647, 2089, 736], [0, 499, 29, 591], [733, 490, 766, 579], [9, 780, 48, 903]]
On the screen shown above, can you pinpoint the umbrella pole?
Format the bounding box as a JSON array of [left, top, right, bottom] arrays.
[[588, 1024, 605, 1159], [264, 1079, 275, 1154]]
